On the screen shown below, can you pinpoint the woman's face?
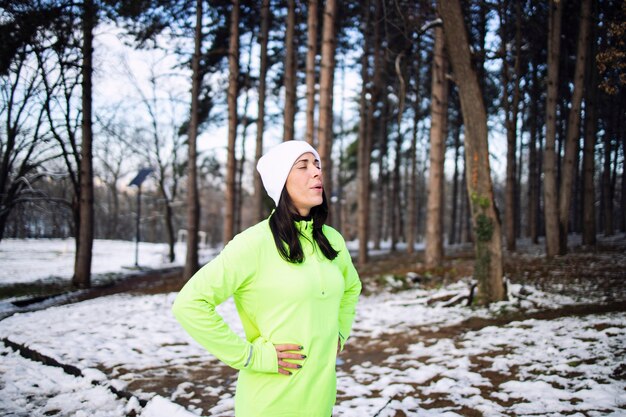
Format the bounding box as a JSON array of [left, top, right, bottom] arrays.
[[285, 152, 323, 216]]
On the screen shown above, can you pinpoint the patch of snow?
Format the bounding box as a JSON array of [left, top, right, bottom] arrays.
[[0, 239, 217, 285]]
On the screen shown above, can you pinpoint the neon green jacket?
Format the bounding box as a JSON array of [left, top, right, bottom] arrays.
[[172, 217, 361, 417]]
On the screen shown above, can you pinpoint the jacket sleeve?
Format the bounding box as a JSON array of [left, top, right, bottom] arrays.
[[171, 233, 277, 374], [336, 237, 362, 351]]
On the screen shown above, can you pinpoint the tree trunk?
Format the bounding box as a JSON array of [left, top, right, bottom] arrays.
[[317, 0, 337, 204], [370, 0, 384, 251], [357, 0, 372, 265], [184, 0, 203, 279], [558, 0, 591, 254], [283, 0, 296, 142], [164, 193, 176, 262], [391, 131, 401, 252], [305, 0, 319, 146], [224, 0, 239, 244], [622, 123, 626, 233], [543, 0, 563, 258], [439, 0, 505, 304], [235, 35, 255, 234], [581, 80, 596, 244], [459, 160, 469, 243], [374, 117, 388, 249], [449, 109, 461, 245], [602, 134, 613, 236], [407, 37, 423, 255], [254, 0, 270, 222], [425, 25, 448, 269], [501, 0, 522, 252], [527, 60, 540, 243], [391, 52, 407, 252], [73, 0, 95, 289]]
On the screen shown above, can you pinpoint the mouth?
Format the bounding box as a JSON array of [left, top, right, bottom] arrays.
[[310, 184, 323, 191]]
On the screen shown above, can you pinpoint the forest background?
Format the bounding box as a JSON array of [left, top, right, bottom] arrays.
[[1, 0, 625, 301]]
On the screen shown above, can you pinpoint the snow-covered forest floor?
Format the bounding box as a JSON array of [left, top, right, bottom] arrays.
[[1, 235, 625, 416]]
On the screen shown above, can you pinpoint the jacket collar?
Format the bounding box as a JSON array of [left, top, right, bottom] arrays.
[[295, 216, 314, 235]]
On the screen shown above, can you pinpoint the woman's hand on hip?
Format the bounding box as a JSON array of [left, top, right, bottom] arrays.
[[274, 344, 306, 376]]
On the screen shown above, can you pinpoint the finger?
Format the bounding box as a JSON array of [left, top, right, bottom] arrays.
[[277, 352, 307, 360], [277, 367, 292, 376], [278, 360, 303, 369], [275, 344, 303, 352]]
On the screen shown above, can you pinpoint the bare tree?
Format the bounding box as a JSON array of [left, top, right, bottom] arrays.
[[183, 0, 203, 279], [527, 59, 541, 244], [0, 45, 59, 240], [543, 0, 564, 258], [424, 25, 448, 269], [235, 33, 255, 234], [407, 38, 423, 255], [317, 0, 338, 203], [93, 116, 133, 240], [283, 0, 296, 142], [438, 0, 506, 304], [224, 0, 240, 244], [500, 0, 522, 252], [582, 10, 598, 246], [357, 0, 372, 265], [558, 0, 591, 254], [254, 0, 270, 222], [118, 55, 186, 263], [448, 108, 461, 246], [74, 0, 95, 288], [305, 0, 319, 146]]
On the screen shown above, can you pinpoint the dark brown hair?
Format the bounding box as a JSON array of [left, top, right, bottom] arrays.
[[268, 188, 339, 263]]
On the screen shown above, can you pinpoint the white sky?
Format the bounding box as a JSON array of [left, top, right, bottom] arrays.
[[92, 22, 509, 196]]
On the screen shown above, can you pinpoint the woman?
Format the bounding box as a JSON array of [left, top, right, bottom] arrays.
[[172, 140, 361, 417]]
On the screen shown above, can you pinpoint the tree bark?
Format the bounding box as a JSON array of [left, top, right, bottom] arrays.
[[425, 25, 448, 269], [449, 108, 461, 245], [391, 52, 407, 252], [224, 0, 239, 244], [501, 0, 522, 252], [622, 120, 626, 233], [305, 0, 319, 146], [184, 0, 203, 279], [558, 0, 591, 254], [527, 60, 540, 244], [235, 35, 255, 235], [602, 129, 614, 236], [407, 37, 423, 255], [283, 0, 297, 142], [357, 0, 372, 265], [543, 0, 564, 258], [254, 0, 270, 222], [317, 0, 338, 203], [374, 110, 388, 250], [438, 0, 506, 304], [74, 0, 95, 289]]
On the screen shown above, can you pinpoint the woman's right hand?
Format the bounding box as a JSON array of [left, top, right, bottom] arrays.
[[274, 344, 306, 376]]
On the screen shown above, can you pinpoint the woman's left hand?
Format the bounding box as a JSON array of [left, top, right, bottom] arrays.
[[274, 344, 306, 376]]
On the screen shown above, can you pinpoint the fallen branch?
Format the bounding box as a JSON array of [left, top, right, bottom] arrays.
[[2, 337, 148, 408], [372, 395, 395, 417]]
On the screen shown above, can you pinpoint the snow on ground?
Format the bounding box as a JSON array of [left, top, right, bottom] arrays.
[[0, 344, 137, 417], [335, 313, 626, 416], [0, 239, 217, 285], [1, 237, 625, 416], [1, 283, 624, 416]]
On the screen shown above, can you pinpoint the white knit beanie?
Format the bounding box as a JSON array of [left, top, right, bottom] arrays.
[[257, 140, 321, 207]]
